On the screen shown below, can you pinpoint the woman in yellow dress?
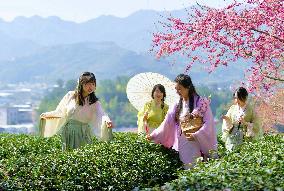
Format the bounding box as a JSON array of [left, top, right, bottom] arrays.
[[137, 84, 169, 134], [222, 87, 263, 151]]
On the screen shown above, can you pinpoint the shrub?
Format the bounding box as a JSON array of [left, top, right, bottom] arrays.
[[0, 133, 182, 190], [1, 133, 282, 191], [0, 133, 61, 160], [149, 134, 284, 191]]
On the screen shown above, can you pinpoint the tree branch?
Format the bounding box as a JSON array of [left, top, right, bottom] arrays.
[[265, 75, 284, 82], [251, 28, 284, 43]]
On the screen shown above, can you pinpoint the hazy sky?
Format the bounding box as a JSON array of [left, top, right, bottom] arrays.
[[0, 0, 236, 22]]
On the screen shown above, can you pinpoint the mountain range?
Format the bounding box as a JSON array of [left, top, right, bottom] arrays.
[[0, 7, 246, 85]]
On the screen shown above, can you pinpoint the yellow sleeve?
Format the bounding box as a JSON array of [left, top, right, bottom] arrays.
[[162, 104, 169, 120], [137, 102, 150, 133]]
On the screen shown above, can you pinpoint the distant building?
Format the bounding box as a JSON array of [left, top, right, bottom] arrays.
[[0, 107, 8, 125], [0, 104, 34, 134], [0, 82, 49, 134], [0, 105, 33, 125]]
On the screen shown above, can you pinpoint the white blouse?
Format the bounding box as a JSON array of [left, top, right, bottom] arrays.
[[40, 91, 111, 141], [180, 100, 190, 119]]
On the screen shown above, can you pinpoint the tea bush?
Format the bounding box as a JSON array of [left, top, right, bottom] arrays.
[[1, 133, 283, 191], [149, 134, 284, 191], [0, 133, 182, 190], [0, 133, 61, 160]]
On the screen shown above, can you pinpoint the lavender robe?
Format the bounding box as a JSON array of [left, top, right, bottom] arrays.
[[150, 96, 217, 166]]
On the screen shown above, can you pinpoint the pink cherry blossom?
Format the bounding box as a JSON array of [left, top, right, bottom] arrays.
[[191, 97, 211, 117], [152, 0, 284, 96]]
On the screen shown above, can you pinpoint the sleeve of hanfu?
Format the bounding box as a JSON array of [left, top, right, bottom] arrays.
[[150, 104, 177, 149], [137, 103, 149, 134], [43, 91, 73, 118], [192, 105, 218, 157], [221, 106, 234, 143], [39, 91, 74, 137], [92, 101, 113, 141]]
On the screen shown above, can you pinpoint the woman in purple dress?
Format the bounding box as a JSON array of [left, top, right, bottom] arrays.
[[148, 74, 217, 169]]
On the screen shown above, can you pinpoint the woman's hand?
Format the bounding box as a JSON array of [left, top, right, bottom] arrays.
[[238, 115, 247, 125], [40, 113, 46, 119], [221, 115, 231, 122], [40, 113, 60, 119], [146, 133, 151, 141], [106, 120, 114, 128], [184, 132, 195, 141], [221, 115, 234, 132]]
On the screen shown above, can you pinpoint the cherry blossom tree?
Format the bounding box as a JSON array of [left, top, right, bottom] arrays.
[[255, 89, 284, 132], [152, 0, 283, 95]]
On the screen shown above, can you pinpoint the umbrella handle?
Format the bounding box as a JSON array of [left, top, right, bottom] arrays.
[[145, 124, 149, 134], [143, 120, 149, 134]]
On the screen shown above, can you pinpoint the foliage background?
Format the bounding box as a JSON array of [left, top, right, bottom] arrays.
[[36, 76, 233, 133]]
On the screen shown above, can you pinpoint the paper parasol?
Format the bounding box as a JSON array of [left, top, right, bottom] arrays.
[[126, 72, 179, 111]]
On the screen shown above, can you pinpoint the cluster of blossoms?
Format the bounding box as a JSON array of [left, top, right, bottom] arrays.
[[152, 0, 284, 95], [191, 97, 211, 118]]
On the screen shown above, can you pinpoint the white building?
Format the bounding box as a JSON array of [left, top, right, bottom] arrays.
[[0, 104, 34, 134], [0, 107, 8, 125], [0, 105, 33, 125]]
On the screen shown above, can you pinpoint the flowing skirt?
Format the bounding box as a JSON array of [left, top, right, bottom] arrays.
[[178, 133, 202, 169], [225, 126, 244, 151], [60, 119, 92, 150]]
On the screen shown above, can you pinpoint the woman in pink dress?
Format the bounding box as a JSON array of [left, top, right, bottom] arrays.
[[148, 74, 217, 169]]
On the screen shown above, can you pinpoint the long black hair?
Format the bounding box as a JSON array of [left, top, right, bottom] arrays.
[[151, 84, 166, 109], [174, 74, 199, 122], [74, 72, 99, 106], [234, 87, 248, 102]]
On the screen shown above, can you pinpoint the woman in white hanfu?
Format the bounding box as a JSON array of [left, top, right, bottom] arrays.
[[40, 72, 113, 150], [222, 87, 263, 151]]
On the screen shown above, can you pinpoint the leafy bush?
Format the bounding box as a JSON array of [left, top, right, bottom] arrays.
[[149, 134, 284, 191], [0, 133, 182, 190], [1, 133, 282, 191], [0, 133, 61, 160]]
